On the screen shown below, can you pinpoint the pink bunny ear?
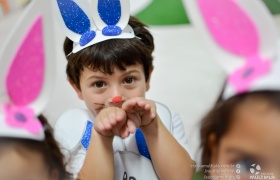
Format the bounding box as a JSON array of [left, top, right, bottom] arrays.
[[0, 0, 55, 141], [6, 16, 45, 106], [184, 0, 278, 96], [0, 0, 56, 115], [197, 0, 259, 56], [197, 0, 272, 93]]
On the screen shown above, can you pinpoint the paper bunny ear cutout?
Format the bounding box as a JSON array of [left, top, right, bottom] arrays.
[[52, 0, 134, 53], [0, 0, 55, 140], [184, 0, 280, 99]]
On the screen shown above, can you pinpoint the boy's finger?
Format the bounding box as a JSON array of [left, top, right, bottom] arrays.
[[150, 105, 157, 119], [127, 119, 137, 134], [122, 99, 137, 111], [111, 127, 121, 137], [120, 126, 130, 139], [94, 121, 105, 132], [94, 124, 112, 137]]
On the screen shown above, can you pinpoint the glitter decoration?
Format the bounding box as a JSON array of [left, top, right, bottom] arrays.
[[98, 0, 122, 36], [57, 0, 96, 45], [81, 120, 94, 150], [228, 55, 271, 94], [135, 128, 151, 160], [80, 30, 96, 46], [198, 0, 259, 56], [57, 0, 91, 34], [98, 0, 121, 25], [102, 25, 122, 36], [6, 16, 44, 106], [53, 0, 134, 53], [3, 103, 43, 134], [15, 113, 27, 122]]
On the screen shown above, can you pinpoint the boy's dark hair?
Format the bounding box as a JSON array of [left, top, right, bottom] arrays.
[[200, 90, 280, 174], [0, 115, 72, 180], [64, 16, 155, 90]]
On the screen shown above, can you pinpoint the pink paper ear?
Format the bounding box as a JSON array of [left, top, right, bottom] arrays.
[[6, 16, 45, 106], [197, 0, 259, 56]]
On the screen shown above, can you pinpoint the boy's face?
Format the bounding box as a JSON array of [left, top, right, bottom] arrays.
[[71, 64, 151, 116], [209, 97, 280, 179]]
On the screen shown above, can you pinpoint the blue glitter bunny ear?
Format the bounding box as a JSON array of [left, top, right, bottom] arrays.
[[52, 0, 134, 53], [91, 0, 130, 36], [52, 0, 97, 47]]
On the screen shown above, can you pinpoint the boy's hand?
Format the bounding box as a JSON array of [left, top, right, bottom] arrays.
[[94, 107, 130, 139], [122, 97, 157, 133]]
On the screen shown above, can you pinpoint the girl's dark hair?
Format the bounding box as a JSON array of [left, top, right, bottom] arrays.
[[0, 115, 72, 180], [64, 16, 155, 90], [200, 90, 280, 174]]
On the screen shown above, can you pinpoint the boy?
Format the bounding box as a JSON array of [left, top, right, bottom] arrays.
[[53, 1, 195, 179]]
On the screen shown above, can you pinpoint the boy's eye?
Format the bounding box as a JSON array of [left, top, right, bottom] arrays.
[[123, 77, 135, 84], [93, 81, 106, 88]]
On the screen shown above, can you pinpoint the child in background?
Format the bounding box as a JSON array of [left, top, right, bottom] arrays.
[[0, 0, 71, 179], [0, 115, 71, 180], [185, 0, 280, 179], [52, 0, 195, 179], [0, 0, 30, 17], [200, 90, 280, 179]]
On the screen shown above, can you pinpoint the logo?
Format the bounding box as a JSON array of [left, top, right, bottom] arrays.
[[250, 164, 261, 175], [249, 164, 275, 179]]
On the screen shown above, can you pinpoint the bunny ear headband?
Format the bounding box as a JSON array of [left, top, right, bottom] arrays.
[[0, 0, 55, 141], [52, 0, 134, 54], [184, 0, 280, 100]]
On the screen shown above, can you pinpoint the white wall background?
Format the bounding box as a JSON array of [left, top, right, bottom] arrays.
[[1, 1, 280, 164]]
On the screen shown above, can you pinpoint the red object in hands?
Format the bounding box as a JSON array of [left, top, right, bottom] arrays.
[[112, 96, 122, 103]]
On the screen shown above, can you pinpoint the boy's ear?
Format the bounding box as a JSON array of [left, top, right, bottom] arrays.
[[68, 78, 84, 100], [146, 66, 154, 91], [208, 133, 218, 164]]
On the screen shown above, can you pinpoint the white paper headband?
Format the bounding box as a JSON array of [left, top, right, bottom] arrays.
[[52, 0, 135, 53], [0, 0, 55, 141]]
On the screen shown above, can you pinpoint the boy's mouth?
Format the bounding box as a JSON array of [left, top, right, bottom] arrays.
[[94, 103, 104, 111]]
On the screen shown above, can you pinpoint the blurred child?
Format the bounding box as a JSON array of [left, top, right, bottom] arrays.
[[0, 115, 71, 180], [0, 0, 30, 16], [0, 0, 71, 179], [52, 0, 195, 179], [200, 90, 280, 179], [184, 0, 280, 179]]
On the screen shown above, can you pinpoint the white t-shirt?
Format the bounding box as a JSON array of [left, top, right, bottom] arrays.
[[54, 102, 193, 179]]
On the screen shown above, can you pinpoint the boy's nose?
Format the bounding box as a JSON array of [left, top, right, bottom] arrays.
[[112, 96, 122, 103], [108, 86, 124, 105]]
